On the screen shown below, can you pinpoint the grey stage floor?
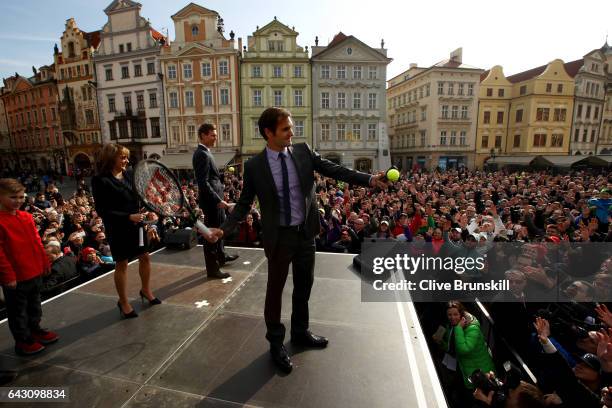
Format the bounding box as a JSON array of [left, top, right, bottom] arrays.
[[0, 246, 447, 408]]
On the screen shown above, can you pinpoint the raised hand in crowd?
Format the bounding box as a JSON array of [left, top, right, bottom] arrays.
[[596, 304, 612, 328]]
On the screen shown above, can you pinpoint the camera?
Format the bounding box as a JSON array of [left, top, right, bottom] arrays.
[[469, 361, 522, 406]]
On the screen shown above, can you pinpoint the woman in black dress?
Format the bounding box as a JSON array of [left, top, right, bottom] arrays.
[[91, 144, 161, 319]]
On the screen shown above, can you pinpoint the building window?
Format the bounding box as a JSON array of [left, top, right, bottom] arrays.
[[574, 128, 580, 142], [451, 106, 458, 119], [170, 125, 180, 143], [321, 123, 330, 141], [150, 117, 160, 138], [219, 60, 229, 76], [273, 65, 282, 78], [483, 111, 490, 124], [498, 89, 504, 97], [586, 106, 591, 119], [520, 85, 527, 95], [191, 25, 199, 37], [495, 134, 502, 148], [187, 125, 196, 141], [337, 123, 346, 141], [368, 66, 377, 80], [119, 44, 124, 53], [295, 120, 304, 137], [118, 120, 128, 138], [337, 65, 346, 79], [134, 64, 142, 77], [546, 83, 552, 93], [353, 66, 362, 79], [294, 89, 303, 107], [440, 131, 447, 145], [337, 92, 346, 109], [147, 62, 155, 75], [105, 68, 113, 81], [183, 63, 192, 79], [487, 88, 493, 97], [168, 65, 176, 79], [353, 92, 361, 109], [438, 82, 444, 95], [481, 135, 489, 148], [460, 131, 466, 145], [448, 83, 454, 95], [251, 65, 261, 78], [533, 133, 547, 147], [368, 93, 377, 109], [442, 105, 449, 119], [577, 104, 583, 117], [321, 65, 330, 79], [253, 121, 261, 138], [421, 107, 427, 121], [136, 93, 145, 110], [185, 91, 194, 107], [515, 109, 523, 122], [149, 92, 157, 108], [450, 131, 457, 145], [594, 107, 599, 120], [108, 96, 116, 112], [41, 108, 47, 123], [583, 129, 588, 142], [121, 66, 129, 79], [321, 92, 330, 109], [220, 89, 229, 105], [536, 108, 550, 121], [85, 110, 94, 125], [200, 62, 211, 77], [591, 129, 597, 142], [513, 134, 521, 148], [553, 108, 566, 121], [468, 83, 474, 96], [109, 121, 117, 140], [169, 92, 178, 108], [497, 111, 504, 124], [204, 90, 213, 106], [461, 106, 468, 119], [294, 65, 303, 78], [253, 89, 262, 106], [221, 123, 231, 141], [274, 90, 282, 106], [557, 84, 563, 93], [551, 134, 563, 147], [124, 95, 132, 112], [458, 83, 465, 96]]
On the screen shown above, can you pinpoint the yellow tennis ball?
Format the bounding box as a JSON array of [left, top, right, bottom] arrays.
[[228, 166, 235, 173], [386, 168, 400, 182]]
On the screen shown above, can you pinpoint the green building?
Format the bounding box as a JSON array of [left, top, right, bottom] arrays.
[[240, 18, 311, 159]]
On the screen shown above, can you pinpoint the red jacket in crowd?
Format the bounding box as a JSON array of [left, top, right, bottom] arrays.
[[0, 210, 49, 284]]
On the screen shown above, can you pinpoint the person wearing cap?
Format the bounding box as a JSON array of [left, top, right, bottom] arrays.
[[588, 189, 612, 233]]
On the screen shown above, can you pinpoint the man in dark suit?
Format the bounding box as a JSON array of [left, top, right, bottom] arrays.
[[207, 108, 387, 373], [193, 123, 238, 279]]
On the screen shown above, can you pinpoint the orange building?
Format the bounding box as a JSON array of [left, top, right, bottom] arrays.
[[159, 3, 241, 169], [1, 66, 65, 173]]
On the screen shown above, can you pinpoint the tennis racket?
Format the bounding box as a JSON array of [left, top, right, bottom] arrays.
[[132, 159, 213, 238]]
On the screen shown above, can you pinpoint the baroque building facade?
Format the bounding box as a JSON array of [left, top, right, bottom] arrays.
[[94, 0, 167, 162], [311, 33, 391, 172], [240, 18, 310, 160]]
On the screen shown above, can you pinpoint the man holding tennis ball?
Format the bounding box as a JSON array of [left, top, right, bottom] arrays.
[[205, 107, 388, 374]]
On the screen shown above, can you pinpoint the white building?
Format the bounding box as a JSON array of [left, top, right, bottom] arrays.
[[94, 0, 167, 161], [569, 49, 607, 155], [387, 49, 483, 170], [311, 32, 391, 172]]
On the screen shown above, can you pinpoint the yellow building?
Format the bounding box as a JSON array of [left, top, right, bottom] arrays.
[[160, 3, 241, 167], [240, 18, 311, 160], [475, 66, 512, 168], [505, 59, 575, 158]]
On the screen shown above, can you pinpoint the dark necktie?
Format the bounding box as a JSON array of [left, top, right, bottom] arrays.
[[279, 152, 291, 226]]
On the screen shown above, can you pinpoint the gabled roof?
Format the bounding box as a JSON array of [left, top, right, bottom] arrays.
[[150, 28, 165, 42], [253, 18, 298, 36], [83, 30, 101, 49], [104, 0, 141, 14], [507, 59, 582, 83], [171, 2, 218, 20], [312, 32, 390, 61]]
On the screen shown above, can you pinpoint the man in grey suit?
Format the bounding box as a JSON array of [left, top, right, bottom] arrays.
[[207, 108, 387, 373], [193, 123, 238, 279]]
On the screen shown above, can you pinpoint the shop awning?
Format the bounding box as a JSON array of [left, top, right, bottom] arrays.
[[540, 155, 609, 168], [486, 156, 537, 166]]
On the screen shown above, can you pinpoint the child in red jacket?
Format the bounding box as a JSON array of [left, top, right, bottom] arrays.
[[0, 179, 59, 355]]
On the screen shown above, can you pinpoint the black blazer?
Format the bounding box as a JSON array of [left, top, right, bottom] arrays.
[[91, 172, 140, 234], [221, 143, 371, 255], [193, 145, 223, 210]]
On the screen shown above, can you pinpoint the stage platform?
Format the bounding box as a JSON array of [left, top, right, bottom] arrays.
[[0, 246, 447, 408]]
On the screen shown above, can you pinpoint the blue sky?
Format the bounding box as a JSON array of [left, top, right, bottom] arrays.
[[1, 0, 611, 81]]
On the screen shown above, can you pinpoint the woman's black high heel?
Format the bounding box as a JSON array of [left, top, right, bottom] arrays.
[[139, 290, 162, 306], [117, 302, 138, 319]]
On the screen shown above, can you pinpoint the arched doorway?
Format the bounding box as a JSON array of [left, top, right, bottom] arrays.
[[354, 158, 372, 173], [74, 153, 92, 175]]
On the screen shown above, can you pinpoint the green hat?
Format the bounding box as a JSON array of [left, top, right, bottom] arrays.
[[601, 188, 611, 194]]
